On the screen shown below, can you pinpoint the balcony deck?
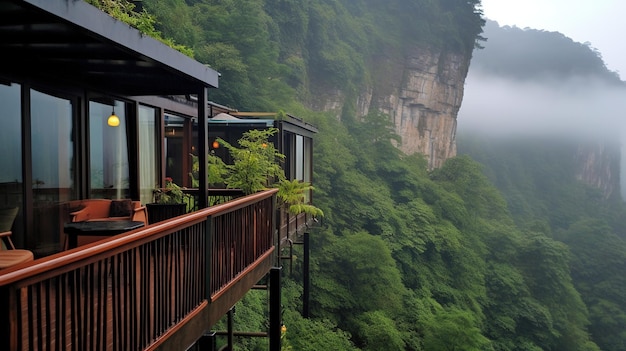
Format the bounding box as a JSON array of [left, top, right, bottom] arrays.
[[0, 189, 278, 351]]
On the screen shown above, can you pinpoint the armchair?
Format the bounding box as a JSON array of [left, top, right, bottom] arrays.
[[63, 199, 147, 249], [69, 199, 148, 224]]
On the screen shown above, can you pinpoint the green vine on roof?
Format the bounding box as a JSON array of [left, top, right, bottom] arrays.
[[84, 0, 194, 57]]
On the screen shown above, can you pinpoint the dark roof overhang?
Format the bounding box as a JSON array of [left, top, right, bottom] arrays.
[[0, 0, 220, 96], [210, 112, 318, 137]]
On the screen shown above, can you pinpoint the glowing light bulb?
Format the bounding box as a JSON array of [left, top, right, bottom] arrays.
[[107, 112, 120, 127]]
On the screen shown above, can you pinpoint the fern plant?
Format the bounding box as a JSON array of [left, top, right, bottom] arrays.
[[276, 179, 324, 217]]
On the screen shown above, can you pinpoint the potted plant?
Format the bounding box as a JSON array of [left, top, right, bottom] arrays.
[[146, 177, 188, 224]]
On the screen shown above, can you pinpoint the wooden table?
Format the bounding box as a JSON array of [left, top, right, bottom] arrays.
[[64, 220, 145, 249]]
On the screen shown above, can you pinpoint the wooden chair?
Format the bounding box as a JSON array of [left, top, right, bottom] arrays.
[[0, 207, 34, 270], [0, 231, 34, 269]]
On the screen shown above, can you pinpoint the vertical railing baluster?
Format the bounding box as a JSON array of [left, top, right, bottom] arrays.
[[85, 263, 92, 350], [95, 260, 102, 351], [17, 286, 24, 351], [206, 214, 213, 300], [131, 249, 137, 350], [139, 244, 146, 347], [44, 279, 51, 350], [55, 276, 62, 351]]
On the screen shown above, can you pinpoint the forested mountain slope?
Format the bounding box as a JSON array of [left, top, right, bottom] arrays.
[[471, 20, 622, 83], [99, 1, 626, 349], [458, 20, 626, 351]]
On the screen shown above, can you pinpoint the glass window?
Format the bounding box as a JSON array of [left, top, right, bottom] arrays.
[[295, 135, 304, 181], [31, 89, 75, 252], [165, 114, 186, 186], [0, 83, 23, 245], [303, 137, 312, 183], [303, 137, 312, 203], [0, 83, 22, 186], [138, 105, 158, 205], [89, 100, 129, 199]]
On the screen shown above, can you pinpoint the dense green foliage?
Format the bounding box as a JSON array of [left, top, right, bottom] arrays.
[[85, 0, 194, 56], [459, 134, 626, 351], [141, 0, 484, 110]]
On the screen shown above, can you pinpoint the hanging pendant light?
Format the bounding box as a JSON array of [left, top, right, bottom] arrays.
[[108, 106, 120, 127]]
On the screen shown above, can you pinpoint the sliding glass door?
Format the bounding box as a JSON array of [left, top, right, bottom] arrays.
[[0, 83, 23, 246], [30, 89, 76, 253], [138, 105, 159, 205]]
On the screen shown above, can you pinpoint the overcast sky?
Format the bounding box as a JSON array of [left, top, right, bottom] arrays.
[[480, 0, 626, 80], [459, 1, 626, 138]]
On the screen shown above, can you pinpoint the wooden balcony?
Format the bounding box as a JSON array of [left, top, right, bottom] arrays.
[[0, 189, 278, 351]]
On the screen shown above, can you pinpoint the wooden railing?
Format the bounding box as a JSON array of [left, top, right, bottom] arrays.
[[0, 189, 277, 351], [209, 194, 275, 298]]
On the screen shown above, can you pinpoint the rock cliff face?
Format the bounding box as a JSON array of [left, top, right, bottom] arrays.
[[312, 47, 471, 169], [377, 48, 469, 169], [575, 142, 622, 200]]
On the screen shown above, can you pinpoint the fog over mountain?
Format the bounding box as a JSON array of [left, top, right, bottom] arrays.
[[458, 19, 626, 139], [458, 19, 626, 198], [459, 72, 626, 139]]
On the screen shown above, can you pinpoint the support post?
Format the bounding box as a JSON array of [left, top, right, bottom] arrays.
[[227, 307, 234, 350], [197, 86, 209, 209], [303, 232, 310, 318], [269, 267, 282, 351], [198, 331, 217, 351]]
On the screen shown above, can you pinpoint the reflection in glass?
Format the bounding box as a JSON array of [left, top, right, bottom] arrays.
[[0, 83, 22, 186], [139, 105, 158, 204], [0, 83, 23, 245], [31, 89, 75, 252], [295, 135, 304, 181], [89, 100, 129, 199], [303, 136, 312, 202], [165, 114, 186, 186]]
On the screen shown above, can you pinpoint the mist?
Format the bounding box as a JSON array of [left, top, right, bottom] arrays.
[[458, 68, 626, 200], [458, 69, 626, 140]]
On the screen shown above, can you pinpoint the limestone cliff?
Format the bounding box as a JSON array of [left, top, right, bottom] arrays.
[[377, 48, 469, 169], [312, 47, 471, 170]]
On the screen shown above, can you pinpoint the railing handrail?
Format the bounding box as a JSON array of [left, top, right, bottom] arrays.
[[0, 188, 278, 287]]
